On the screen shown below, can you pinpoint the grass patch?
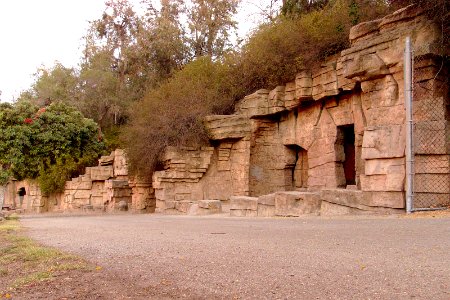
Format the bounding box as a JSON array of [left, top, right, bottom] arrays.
[[12, 271, 52, 288], [0, 219, 96, 293], [4, 213, 19, 221], [0, 219, 20, 233]]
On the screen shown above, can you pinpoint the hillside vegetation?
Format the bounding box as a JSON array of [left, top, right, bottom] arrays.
[[6, 0, 448, 182]]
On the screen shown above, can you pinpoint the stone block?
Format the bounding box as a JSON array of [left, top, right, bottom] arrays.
[[106, 180, 129, 189], [235, 89, 272, 117], [257, 204, 276, 217], [112, 189, 132, 198], [344, 53, 390, 82], [91, 196, 104, 207], [84, 167, 92, 176], [114, 149, 128, 176], [320, 189, 363, 209], [80, 175, 92, 182], [258, 193, 276, 206], [230, 209, 258, 217], [165, 201, 176, 209], [378, 4, 423, 29], [321, 189, 405, 210], [364, 158, 405, 175], [90, 166, 114, 181], [268, 86, 286, 113], [75, 180, 92, 190], [175, 201, 194, 213], [349, 19, 381, 43], [295, 71, 313, 100], [112, 196, 132, 203], [361, 191, 405, 208], [320, 201, 371, 216], [275, 191, 321, 216], [362, 125, 405, 159], [360, 174, 404, 192], [198, 200, 222, 212], [230, 196, 258, 211], [74, 190, 91, 199], [99, 154, 114, 166]]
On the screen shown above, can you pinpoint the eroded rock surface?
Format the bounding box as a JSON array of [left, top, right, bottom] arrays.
[[153, 5, 449, 216]]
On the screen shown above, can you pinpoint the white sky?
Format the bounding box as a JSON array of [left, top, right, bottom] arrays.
[[0, 0, 280, 102]]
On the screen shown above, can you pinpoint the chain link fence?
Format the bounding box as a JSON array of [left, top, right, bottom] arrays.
[[411, 44, 449, 211]]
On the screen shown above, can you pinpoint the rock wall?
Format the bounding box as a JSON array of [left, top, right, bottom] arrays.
[[2, 149, 156, 213], [154, 5, 449, 215], [2, 5, 447, 216], [2, 180, 54, 213]]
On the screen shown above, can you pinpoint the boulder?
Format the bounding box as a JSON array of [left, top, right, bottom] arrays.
[[90, 166, 114, 181], [230, 196, 258, 217], [275, 191, 321, 217], [203, 115, 251, 140]]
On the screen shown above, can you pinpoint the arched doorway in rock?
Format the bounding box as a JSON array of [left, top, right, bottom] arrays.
[[285, 145, 309, 190], [336, 125, 356, 187], [18, 187, 26, 206]]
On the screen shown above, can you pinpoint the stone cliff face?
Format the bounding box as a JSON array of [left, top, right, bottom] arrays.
[[153, 5, 449, 216], [3, 149, 156, 214], [3, 5, 447, 216]]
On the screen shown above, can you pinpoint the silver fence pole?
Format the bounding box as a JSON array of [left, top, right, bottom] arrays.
[[404, 36, 413, 213]]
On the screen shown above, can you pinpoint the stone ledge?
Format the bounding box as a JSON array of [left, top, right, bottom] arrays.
[[275, 191, 321, 217]]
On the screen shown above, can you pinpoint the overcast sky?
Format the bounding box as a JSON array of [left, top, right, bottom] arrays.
[[0, 0, 279, 103]]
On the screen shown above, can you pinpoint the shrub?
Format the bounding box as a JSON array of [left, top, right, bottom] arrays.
[[122, 57, 237, 178], [235, 0, 391, 92], [0, 102, 105, 193]]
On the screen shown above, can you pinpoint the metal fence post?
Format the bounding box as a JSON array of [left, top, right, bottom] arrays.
[[404, 37, 413, 213]]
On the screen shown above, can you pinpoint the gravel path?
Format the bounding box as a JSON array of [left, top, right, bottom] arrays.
[[21, 214, 450, 299]]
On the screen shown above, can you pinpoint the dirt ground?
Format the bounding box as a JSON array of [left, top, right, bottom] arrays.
[[7, 212, 450, 299]]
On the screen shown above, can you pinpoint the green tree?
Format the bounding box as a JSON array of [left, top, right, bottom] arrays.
[[281, 0, 329, 16], [187, 0, 240, 58], [0, 101, 105, 194], [17, 63, 79, 107], [122, 57, 237, 178]]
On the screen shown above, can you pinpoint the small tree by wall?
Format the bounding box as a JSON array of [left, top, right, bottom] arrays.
[[0, 101, 106, 194]]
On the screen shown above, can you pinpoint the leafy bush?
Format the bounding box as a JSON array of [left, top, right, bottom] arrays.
[[122, 57, 237, 177], [0, 102, 105, 194], [122, 0, 396, 179], [235, 0, 391, 92]]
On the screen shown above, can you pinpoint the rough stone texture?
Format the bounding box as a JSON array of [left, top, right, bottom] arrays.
[[90, 166, 114, 181], [5, 6, 447, 216], [0, 186, 5, 210], [230, 196, 258, 210], [153, 140, 252, 213], [275, 191, 321, 216], [3, 149, 157, 213], [204, 115, 251, 140], [113, 149, 129, 177], [321, 189, 404, 211], [320, 201, 373, 216], [129, 178, 155, 213], [187, 200, 222, 216], [229, 196, 258, 217], [149, 5, 448, 215]]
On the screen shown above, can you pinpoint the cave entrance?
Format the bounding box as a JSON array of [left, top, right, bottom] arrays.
[[18, 187, 26, 205], [338, 125, 356, 186], [285, 145, 309, 190]]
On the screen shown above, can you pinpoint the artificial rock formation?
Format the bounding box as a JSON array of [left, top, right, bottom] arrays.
[[154, 5, 449, 216], [2, 6, 448, 216], [2, 149, 156, 213]]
